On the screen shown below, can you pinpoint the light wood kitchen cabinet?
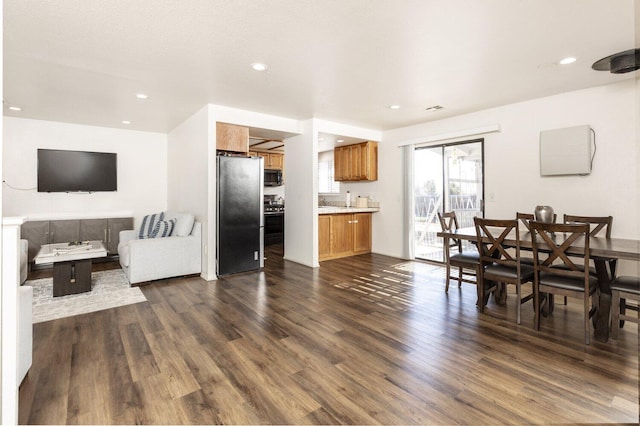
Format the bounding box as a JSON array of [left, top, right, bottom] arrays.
[[255, 151, 284, 170], [334, 141, 378, 181], [216, 122, 249, 153], [334, 146, 351, 181], [352, 213, 372, 254], [318, 212, 372, 261], [318, 215, 332, 260]]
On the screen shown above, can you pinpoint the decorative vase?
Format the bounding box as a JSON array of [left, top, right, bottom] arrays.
[[534, 205, 555, 223]]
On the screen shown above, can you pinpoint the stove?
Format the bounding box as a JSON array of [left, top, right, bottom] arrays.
[[263, 199, 284, 245], [264, 204, 285, 214]]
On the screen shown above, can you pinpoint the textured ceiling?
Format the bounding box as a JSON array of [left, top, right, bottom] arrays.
[[3, 0, 637, 137]]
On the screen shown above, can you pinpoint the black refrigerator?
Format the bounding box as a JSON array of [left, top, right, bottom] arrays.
[[216, 155, 264, 276]]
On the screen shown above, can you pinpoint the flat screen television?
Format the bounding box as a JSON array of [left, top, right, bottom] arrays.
[[37, 149, 117, 192]]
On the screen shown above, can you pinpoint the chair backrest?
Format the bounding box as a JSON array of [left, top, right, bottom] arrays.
[[563, 214, 612, 238], [438, 212, 462, 251], [530, 221, 590, 281], [516, 212, 534, 232], [473, 217, 520, 269]]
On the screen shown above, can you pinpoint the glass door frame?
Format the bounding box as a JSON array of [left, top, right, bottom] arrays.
[[414, 138, 485, 263]]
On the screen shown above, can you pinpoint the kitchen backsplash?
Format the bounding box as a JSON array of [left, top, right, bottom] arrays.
[[319, 194, 379, 208]]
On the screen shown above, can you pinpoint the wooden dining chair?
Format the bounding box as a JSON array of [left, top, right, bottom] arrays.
[[610, 276, 640, 339], [516, 212, 534, 232], [516, 213, 535, 266], [473, 217, 534, 324], [562, 214, 616, 278], [530, 221, 599, 344], [438, 211, 479, 293]]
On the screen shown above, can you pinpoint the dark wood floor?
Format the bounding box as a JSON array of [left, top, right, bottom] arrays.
[[20, 245, 639, 424]]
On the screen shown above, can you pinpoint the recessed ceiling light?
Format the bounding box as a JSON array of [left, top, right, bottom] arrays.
[[251, 62, 268, 71], [122, 120, 131, 125], [559, 57, 576, 65], [389, 105, 401, 110], [136, 93, 148, 99], [336, 139, 345, 143], [8, 106, 22, 111], [425, 105, 444, 112]]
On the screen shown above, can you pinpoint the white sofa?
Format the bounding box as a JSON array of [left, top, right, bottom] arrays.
[[19, 285, 33, 384], [118, 215, 202, 285], [20, 239, 28, 284]]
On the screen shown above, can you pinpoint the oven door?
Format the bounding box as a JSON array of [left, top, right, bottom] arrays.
[[264, 213, 284, 245]]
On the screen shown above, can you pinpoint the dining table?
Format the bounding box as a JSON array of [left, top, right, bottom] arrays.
[[437, 226, 640, 342]]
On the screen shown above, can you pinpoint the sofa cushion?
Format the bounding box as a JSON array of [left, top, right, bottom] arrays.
[[151, 219, 176, 238], [138, 212, 165, 239], [174, 214, 195, 237]]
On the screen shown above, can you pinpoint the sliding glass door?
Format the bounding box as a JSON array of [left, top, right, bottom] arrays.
[[414, 140, 484, 262]]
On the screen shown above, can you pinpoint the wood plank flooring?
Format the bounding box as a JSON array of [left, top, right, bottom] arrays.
[[20, 246, 639, 424]]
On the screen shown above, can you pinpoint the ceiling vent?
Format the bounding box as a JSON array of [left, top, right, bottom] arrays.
[[592, 48, 640, 74]]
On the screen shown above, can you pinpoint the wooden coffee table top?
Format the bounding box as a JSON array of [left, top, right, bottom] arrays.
[[34, 241, 107, 264]]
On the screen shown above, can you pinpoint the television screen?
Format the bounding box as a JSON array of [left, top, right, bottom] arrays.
[[37, 149, 117, 192]]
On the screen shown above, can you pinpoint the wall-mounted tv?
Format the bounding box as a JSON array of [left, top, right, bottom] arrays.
[[37, 149, 117, 192]]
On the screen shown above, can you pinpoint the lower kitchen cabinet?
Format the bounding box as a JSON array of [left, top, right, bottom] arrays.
[[318, 212, 372, 261]]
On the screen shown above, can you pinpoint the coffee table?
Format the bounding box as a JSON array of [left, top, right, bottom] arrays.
[[34, 241, 107, 297]]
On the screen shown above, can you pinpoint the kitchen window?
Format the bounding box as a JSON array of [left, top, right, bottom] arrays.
[[318, 151, 340, 194]]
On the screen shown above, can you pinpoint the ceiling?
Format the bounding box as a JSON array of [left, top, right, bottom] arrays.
[[3, 0, 638, 143]]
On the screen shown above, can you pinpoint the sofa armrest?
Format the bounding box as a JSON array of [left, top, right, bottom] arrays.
[[119, 229, 137, 245]]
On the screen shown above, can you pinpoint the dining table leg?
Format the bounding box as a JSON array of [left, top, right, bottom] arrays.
[[593, 259, 612, 343]]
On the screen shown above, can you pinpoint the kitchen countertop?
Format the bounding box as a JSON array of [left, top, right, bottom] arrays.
[[318, 206, 380, 214]]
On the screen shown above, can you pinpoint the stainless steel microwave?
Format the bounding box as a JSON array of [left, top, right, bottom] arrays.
[[264, 169, 283, 186]]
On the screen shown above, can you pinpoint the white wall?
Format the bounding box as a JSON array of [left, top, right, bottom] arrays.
[[167, 105, 212, 279], [2, 117, 167, 225], [283, 120, 318, 267], [378, 80, 638, 261]]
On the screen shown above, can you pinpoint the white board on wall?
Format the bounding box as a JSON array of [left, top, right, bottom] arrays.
[[539, 125, 592, 176]]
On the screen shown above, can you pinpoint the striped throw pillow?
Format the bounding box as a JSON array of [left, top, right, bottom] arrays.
[[150, 219, 176, 238], [138, 212, 165, 239]]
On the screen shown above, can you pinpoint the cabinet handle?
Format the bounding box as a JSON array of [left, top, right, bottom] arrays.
[[353, 220, 358, 224], [104, 229, 107, 242], [108, 229, 111, 242]]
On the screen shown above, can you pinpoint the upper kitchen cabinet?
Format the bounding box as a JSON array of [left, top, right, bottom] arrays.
[[334, 141, 378, 181], [216, 123, 249, 153], [254, 152, 284, 170]]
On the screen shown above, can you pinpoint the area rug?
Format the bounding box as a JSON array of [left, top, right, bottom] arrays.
[[25, 269, 147, 323]]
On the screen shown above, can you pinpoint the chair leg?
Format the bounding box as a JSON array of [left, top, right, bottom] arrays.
[[534, 287, 541, 331], [478, 284, 485, 313], [516, 283, 522, 325], [611, 290, 621, 339], [457, 266, 463, 287], [584, 293, 590, 345], [445, 262, 451, 293]]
